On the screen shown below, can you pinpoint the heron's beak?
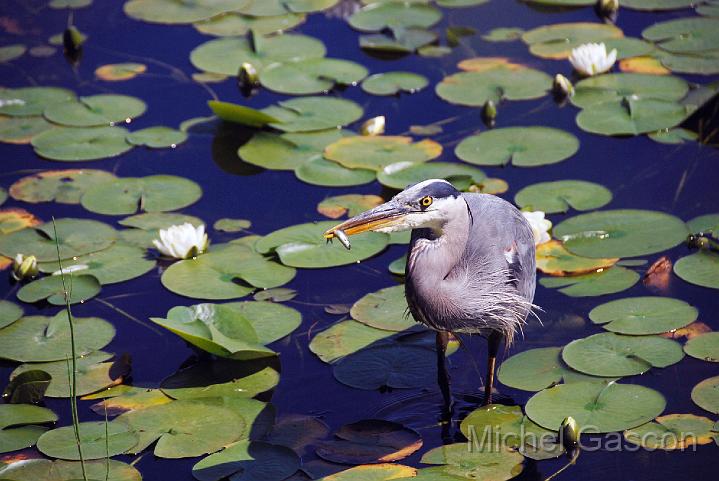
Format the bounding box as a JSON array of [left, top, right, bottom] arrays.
[[324, 200, 410, 240]]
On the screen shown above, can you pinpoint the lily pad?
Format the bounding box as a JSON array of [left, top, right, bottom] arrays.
[[118, 399, 245, 458], [420, 443, 524, 481], [624, 414, 717, 450], [260, 58, 368, 95], [316, 464, 416, 481], [515, 181, 612, 213], [536, 241, 618, 276], [540, 265, 639, 297], [0, 44, 26, 62], [44, 95, 146, 127], [81, 175, 202, 215], [0, 87, 75, 117], [360, 29, 438, 53], [589, 297, 698, 335], [239, 0, 337, 15], [17, 274, 101, 305], [577, 98, 690, 136], [348, 3, 442, 32], [255, 220, 389, 268], [648, 127, 698, 144], [190, 34, 326, 75], [214, 218, 251, 232], [436, 66, 552, 107], [11, 351, 125, 397], [160, 358, 279, 398], [526, 382, 666, 433], [126, 126, 187, 148], [691, 376, 719, 414], [0, 459, 142, 481], [194, 12, 306, 36], [316, 419, 422, 464], [333, 344, 435, 390], [675, 251, 719, 289], [208, 100, 281, 128], [318, 194, 384, 219], [684, 332, 719, 362], [455, 127, 578, 167], [378, 161, 485, 190], [483, 27, 525, 42], [37, 421, 138, 460], [193, 440, 300, 481], [161, 243, 296, 300], [0, 312, 114, 362], [0, 116, 54, 144], [309, 320, 397, 364], [0, 404, 57, 454], [325, 136, 442, 171], [32, 126, 134, 161], [350, 285, 417, 331], [267, 414, 330, 455], [642, 17, 719, 54], [0, 208, 41, 234], [0, 300, 22, 329], [296, 156, 377, 187], [562, 332, 684, 377], [571, 73, 689, 109], [38, 243, 155, 284], [9, 169, 116, 204], [95, 63, 147, 81], [361, 72, 428, 96], [2, 370, 53, 404], [265, 97, 363, 133], [124, 0, 250, 24], [554, 209, 688, 258], [522, 22, 623, 59]]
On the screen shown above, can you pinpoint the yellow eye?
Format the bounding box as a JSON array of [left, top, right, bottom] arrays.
[[420, 196, 433, 208]]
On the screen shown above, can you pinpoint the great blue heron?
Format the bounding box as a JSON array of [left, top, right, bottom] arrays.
[[325, 179, 538, 409]]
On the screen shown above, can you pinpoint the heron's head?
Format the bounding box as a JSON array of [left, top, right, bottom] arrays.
[[324, 179, 466, 241]]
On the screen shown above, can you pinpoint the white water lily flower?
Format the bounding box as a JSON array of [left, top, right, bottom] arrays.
[[568, 42, 617, 77], [52, 264, 89, 276], [522, 211, 552, 246], [153, 223, 209, 259]]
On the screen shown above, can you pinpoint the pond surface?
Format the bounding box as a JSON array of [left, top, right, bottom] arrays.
[[1, 1, 718, 480]]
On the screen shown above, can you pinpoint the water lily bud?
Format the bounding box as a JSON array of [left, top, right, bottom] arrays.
[[483, 100, 497, 121], [12, 254, 38, 282], [553, 74, 574, 98], [598, 0, 619, 15], [63, 26, 84, 53], [238, 62, 259, 89], [560, 416, 579, 450], [360, 116, 385, 136]]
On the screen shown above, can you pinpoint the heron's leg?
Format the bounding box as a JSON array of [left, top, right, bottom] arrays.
[[435, 330, 453, 414], [483, 331, 503, 405]]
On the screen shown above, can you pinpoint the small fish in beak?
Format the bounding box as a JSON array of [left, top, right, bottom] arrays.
[[335, 229, 351, 250]]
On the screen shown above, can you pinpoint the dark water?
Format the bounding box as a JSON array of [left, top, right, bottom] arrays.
[[1, 1, 718, 480]]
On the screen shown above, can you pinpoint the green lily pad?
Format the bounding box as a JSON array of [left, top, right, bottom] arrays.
[[553, 209, 688, 258], [80, 175, 202, 215], [11, 351, 125, 397], [691, 376, 719, 414], [316, 464, 417, 481], [684, 332, 719, 362], [0, 218, 116, 261], [193, 440, 300, 481], [571, 73, 689, 109], [31, 126, 134, 161], [526, 382, 666, 433], [589, 297, 698, 335], [420, 443, 524, 481], [349, 2, 441, 32], [498, 347, 611, 392], [214, 218, 251, 232], [483, 27, 525, 42], [17, 274, 101, 305], [648, 127, 698, 144], [0, 116, 54, 144], [455, 127, 578, 167], [3, 371, 53, 404], [623, 0, 703, 10], [126, 126, 187, 148], [436, 66, 552, 107], [360, 29, 438, 53], [160, 358, 279, 399], [199, 396, 275, 441], [0, 459, 141, 481], [37, 421, 138, 460], [0, 312, 114, 362], [515, 180, 612, 213], [333, 344, 435, 390], [361, 72, 428, 96], [9, 169, 116, 204], [124, 0, 250, 24], [190, 34, 326, 75], [437, 0, 489, 6], [194, 12, 305, 36], [0, 87, 75, 117], [389, 255, 406, 275], [656, 50, 719, 75], [642, 17, 719, 54], [675, 251, 719, 289], [309, 320, 397, 364], [239, 129, 354, 171], [266, 414, 330, 455], [161, 243, 296, 300], [208, 100, 281, 128], [239, 0, 337, 15], [604, 37, 655, 60], [255, 220, 389, 268], [295, 156, 376, 187], [318, 194, 384, 219], [350, 285, 417, 331], [43, 95, 146, 127], [0, 44, 26, 62], [624, 413, 717, 450], [540, 265, 639, 297], [118, 399, 245, 458], [264, 96, 363, 133], [0, 300, 23, 329], [95, 62, 146, 81], [377, 161, 485, 190], [325, 136, 442, 171], [260, 58, 368, 95], [37, 243, 155, 285], [522, 22, 623, 59], [0, 187, 6, 206], [0, 404, 57, 454], [562, 332, 684, 377]]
